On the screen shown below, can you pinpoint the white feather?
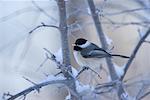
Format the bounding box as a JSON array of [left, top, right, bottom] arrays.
[[78, 41, 91, 48]]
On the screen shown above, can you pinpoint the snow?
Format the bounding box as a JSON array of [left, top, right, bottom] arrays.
[[120, 92, 135, 100], [113, 63, 125, 78], [54, 48, 63, 64], [107, 75, 112, 82], [104, 34, 113, 46], [138, 28, 147, 38], [71, 67, 78, 78], [87, 7, 91, 15], [43, 75, 66, 82], [75, 80, 94, 95], [65, 92, 71, 100]]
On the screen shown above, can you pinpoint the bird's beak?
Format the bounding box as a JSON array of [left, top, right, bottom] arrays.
[[72, 43, 76, 46]]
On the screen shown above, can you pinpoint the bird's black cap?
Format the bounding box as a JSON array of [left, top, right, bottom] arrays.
[[75, 38, 87, 45]]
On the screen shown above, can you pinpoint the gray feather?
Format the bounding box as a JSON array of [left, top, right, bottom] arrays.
[[80, 43, 110, 58]]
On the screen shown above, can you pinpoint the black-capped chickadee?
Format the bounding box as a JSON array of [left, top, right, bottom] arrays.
[[73, 38, 129, 67]]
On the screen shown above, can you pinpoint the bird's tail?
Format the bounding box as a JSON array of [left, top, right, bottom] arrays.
[[111, 54, 130, 58]]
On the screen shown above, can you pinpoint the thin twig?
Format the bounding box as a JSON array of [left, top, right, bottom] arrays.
[[121, 28, 150, 80], [95, 80, 118, 89], [76, 66, 102, 79], [0, 7, 37, 23], [94, 80, 118, 94], [138, 91, 150, 100], [23, 76, 40, 93], [31, 0, 57, 23], [22, 76, 37, 86], [103, 7, 150, 16], [135, 83, 147, 100], [29, 22, 59, 34], [36, 57, 48, 71], [6, 80, 67, 100]]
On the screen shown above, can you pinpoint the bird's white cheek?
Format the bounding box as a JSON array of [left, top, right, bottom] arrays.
[[79, 41, 90, 48]]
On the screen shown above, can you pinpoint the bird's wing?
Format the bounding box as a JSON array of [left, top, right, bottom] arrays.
[[81, 48, 111, 58]]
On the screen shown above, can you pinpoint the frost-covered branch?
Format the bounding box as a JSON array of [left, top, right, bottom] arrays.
[[43, 48, 73, 78], [57, 0, 78, 99], [87, 0, 128, 100], [4, 79, 67, 100], [57, 0, 72, 74], [87, 0, 118, 81], [3, 47, 80, 100]]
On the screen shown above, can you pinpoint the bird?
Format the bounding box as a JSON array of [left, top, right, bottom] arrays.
[[73, 38, 129, 67]]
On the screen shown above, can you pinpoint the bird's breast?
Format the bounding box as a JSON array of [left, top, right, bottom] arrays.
[[73, 51, 102, 68]]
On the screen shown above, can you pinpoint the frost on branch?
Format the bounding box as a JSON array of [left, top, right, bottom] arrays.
[[71, 67, 78, 78], [113, 63, 125, 78], [54, 48, 63, 64], [75, 80, 94, 95], [42, 75, 66, 82], [65, 91, 71, 100], [104, 33, 113, 46]]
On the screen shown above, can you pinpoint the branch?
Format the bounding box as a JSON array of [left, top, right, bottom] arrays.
[[5, 79, 67, 100], [4, 47, 81, 100], [29, 22, 59, 34], [57, 0, 72, 74], [57, 0, 78, 99], [135, 83, 147, 100], [43, 48, 72, 77], [76, 66, 101, 79], [138, 91, 150, 100], [94, 80, 121, 94], [31, 0, 57, 23], [87, 0, 118, 81], [121, 28, 150, 80], [103, 7, 150, 16], [87, 0, 128, 100]]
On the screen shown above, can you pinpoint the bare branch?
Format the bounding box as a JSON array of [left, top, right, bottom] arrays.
[[94, 80, 120, 94], [0, 7, 37, 23], [22, 76, 38, 86], [31, 0, 57, 23], [57, 0, 71, 67], [76, 66, 102, 79], [29, 22, 59, 34], [43, 48, 71, 76], [5, 79, 67, 100], [87, 0, 118, 81], [57, 1, 78, 99], [121, 28, 150, 80], [103, 7, 150, 16], [135, 82, 148, 99], [22, 76, 40, 93], [87, 0, 128, 100], [138, 91, 150, 100]]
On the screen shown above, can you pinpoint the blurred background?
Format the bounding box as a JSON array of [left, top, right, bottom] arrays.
[[0, 0, 150, 100]]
